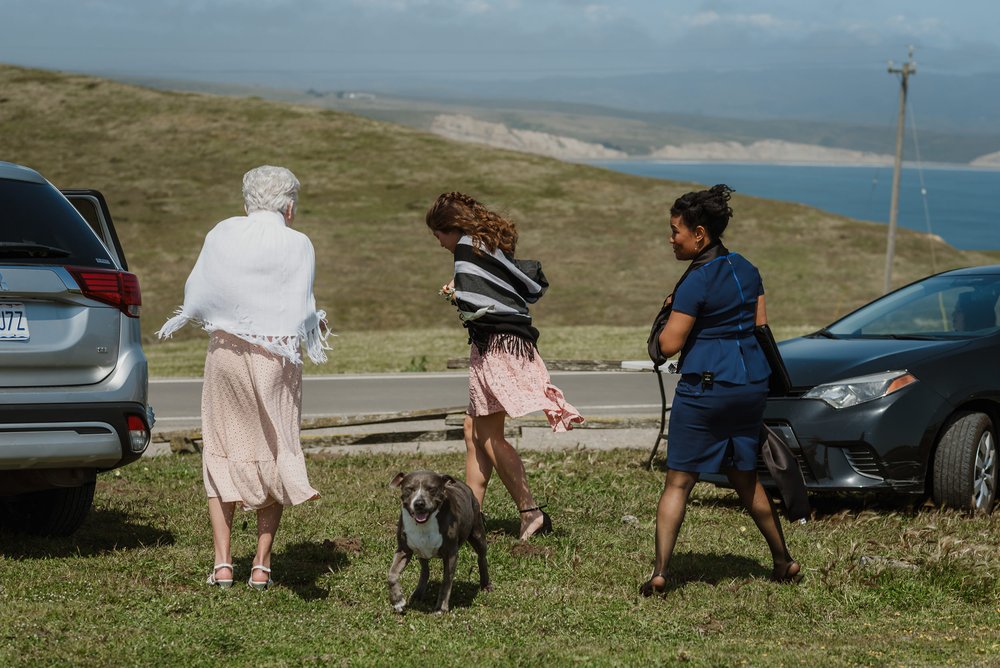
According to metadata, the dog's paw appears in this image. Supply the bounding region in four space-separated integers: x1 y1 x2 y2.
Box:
481 582 494 593
392 601 406 614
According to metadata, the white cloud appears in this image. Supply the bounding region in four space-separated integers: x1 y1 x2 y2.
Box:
581 4 616 22
684 10 799 32
466 0 493 13
687 10 721 27
348 0 498 12
1 0 998 83
886 14 944 38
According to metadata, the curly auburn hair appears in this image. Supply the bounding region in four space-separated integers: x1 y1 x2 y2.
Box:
670 184 735 240
425 191 518 254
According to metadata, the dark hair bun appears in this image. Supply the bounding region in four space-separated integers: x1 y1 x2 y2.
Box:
669 183 735 239
709 184 734 201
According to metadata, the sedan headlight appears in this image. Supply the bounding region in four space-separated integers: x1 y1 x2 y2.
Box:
803 370 917 409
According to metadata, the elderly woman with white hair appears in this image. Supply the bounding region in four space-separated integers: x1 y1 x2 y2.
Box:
157 165 330 591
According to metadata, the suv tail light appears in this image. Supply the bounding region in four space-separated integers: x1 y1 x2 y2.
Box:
66 266 142 317
126 414 150 453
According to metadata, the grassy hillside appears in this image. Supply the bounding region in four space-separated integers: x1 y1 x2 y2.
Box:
2 64 995 345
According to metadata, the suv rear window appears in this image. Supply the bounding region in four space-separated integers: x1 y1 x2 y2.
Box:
0 178 115 268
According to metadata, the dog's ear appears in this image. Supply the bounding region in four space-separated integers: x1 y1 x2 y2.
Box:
389 472 406 488
441 474 457 486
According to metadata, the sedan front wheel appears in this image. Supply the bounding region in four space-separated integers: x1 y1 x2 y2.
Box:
933 411 997 513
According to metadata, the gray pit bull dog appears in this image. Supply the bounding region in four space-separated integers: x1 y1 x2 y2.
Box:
387 470 491 613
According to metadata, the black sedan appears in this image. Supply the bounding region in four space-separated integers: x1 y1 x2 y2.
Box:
706 264 999 512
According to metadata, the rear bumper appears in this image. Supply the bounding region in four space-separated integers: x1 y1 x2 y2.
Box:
0 402 150 471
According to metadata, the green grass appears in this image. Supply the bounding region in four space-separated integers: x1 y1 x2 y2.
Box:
148 325 820 376
2 63 997 352
1 450 997 666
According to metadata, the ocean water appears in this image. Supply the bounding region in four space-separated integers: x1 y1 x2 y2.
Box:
591 161 1000 251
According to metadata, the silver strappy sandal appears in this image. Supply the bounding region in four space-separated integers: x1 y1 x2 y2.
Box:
206 563 234 589
248 564 273 591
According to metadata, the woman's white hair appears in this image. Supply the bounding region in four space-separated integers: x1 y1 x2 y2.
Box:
242 165 300 214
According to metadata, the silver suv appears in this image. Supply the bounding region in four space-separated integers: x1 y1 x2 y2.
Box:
0 161 152 536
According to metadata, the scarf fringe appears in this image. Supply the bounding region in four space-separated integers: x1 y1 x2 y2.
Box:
303 309 334 365
154 307 333 366
155 308 190 340
483 332 536 361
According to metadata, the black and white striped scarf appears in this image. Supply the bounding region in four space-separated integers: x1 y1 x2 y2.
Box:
453 236 549 359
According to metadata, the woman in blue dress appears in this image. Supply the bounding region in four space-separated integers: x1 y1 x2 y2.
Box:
641 184 800 596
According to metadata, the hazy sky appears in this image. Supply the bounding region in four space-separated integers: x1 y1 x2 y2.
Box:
1 0 997 89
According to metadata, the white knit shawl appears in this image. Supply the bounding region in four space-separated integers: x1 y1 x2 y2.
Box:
155 210 331 365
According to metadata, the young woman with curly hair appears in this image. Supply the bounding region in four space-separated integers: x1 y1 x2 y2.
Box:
426 191 583 540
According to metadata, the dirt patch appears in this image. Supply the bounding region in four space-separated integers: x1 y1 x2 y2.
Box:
510 543 552 559
324 537 362 555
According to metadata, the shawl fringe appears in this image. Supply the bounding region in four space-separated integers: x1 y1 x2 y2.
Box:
476 332 537 361
155 308 190 340
303 309 334 365
155 308 333 366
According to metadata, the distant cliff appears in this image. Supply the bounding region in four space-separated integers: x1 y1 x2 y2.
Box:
430 114 900 164
970 151 1000 167
429 114 627 160
648 140 894 164
429 114 1000 168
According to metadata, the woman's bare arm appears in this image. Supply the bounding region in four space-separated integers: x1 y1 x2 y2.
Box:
756 294 768 326
658 311 697 358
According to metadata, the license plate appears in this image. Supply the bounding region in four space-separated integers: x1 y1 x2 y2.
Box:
0 302 30 340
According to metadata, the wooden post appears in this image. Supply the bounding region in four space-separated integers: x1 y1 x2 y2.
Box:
884 48 916 294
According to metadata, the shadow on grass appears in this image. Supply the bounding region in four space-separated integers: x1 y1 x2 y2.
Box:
806 493 926 519
692 483 926 520
484 514 521 538
268 538 355 601
0 508 174 559
662 552 771 586
403 579 486 613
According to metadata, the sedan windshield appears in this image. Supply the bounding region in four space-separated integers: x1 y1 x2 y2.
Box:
824 273 1000 339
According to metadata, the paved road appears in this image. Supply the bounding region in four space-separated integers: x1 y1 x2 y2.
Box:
150 370 679 432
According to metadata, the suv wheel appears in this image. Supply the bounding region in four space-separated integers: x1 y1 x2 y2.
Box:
932 411 997 512
0 481 96 536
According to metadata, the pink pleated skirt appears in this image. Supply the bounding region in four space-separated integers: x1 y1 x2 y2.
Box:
467 345 584 432
201 331 320 510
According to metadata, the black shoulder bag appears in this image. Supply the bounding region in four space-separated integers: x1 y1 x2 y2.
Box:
753 323 811 521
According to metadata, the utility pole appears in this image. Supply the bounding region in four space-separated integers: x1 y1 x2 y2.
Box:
883 47 916 294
